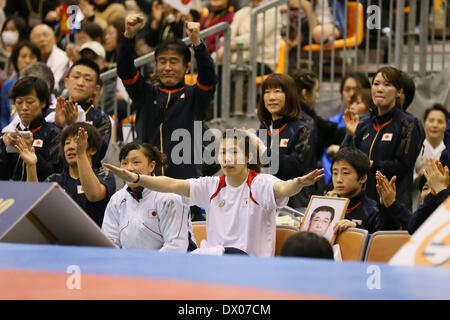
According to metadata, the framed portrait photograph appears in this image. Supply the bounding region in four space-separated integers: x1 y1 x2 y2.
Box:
299 196 350 243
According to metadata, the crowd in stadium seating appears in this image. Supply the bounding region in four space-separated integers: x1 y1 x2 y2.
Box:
0 0 448 259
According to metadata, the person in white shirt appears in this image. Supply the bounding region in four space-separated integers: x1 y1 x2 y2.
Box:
414 104 449 180
413 104 449 211
102 142 196 252
104 130 324 256
30 24 71 93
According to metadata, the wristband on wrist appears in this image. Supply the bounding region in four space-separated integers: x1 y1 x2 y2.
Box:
133 173 140 184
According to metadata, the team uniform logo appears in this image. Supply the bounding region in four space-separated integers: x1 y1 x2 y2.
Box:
280 139 289 147
382 133 393 141
32 139 43 148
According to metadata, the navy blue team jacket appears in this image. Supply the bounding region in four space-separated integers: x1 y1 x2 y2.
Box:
0 115 63 181
342 107 424 210
46 167 117 227
259 116 317 208
117 37 218 179
344 190 413 233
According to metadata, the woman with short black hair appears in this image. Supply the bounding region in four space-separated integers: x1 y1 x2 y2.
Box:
0 76 63 181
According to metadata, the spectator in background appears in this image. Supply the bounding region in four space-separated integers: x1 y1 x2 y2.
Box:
1 41 40 130
342 66 424 210
0 8 10 76
66 21 104 63
2 16 28 50
323 88 374 185
413 105 449 203
281 0 312 50
79 40 129 130
280 231 334 260
333 73 372 122
200 0 235 53
0 77 63 181
143 1 199 50
4 0 58 29
103 18 125 71
30 24 71 93
309 0 345 44
78 0 127 30
290 68 346 169
215 0 282 75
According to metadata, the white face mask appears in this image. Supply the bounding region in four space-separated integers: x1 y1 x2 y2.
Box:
2 31 19 46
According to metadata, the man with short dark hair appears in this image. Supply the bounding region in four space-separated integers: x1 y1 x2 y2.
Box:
117 14 218 179
62 58 112 161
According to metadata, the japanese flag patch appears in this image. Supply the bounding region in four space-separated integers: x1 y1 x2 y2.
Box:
280 139 289 147
381 133 393 141
32 139 43 148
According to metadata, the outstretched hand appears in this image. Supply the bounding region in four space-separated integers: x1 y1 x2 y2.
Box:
295 168 325 187
103 163 138 183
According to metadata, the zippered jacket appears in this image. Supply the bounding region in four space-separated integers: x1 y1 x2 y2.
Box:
117 37 218 179
342 107 424 210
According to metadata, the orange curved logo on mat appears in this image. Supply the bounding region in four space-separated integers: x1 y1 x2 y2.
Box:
181 0 191 5
414 221 450 267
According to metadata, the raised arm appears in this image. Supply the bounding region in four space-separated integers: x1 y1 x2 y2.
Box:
103 163 191 198
118 14 156 109
75 128 108 202
273 168 324 199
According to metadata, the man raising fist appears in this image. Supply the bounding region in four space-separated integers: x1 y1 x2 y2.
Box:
118 14 217 180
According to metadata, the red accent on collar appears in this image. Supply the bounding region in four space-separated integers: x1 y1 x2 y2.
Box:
373 119 392 131
247 170 259 205
158 87 185 94
122 71 140 85
209 170 260 205
268 123 288 136
346 202 361 215
30 126 42 134
210 174 226 201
